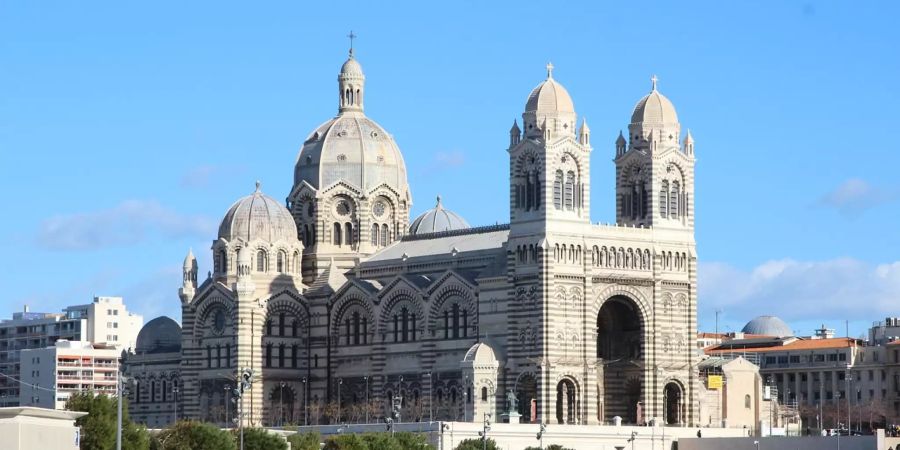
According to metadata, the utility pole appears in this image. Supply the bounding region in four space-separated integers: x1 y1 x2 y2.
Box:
224 384 231 426
117 350 127 450
479 413 491 450
364 376 369 424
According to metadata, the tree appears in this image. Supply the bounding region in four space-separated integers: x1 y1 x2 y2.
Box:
235 427 286 450
286 431 322 450
66 391 150 450
152 420 236 450
361 432 402 450
323 434 367 450
392 432 434 450
525 446 574 450
455 438 499 450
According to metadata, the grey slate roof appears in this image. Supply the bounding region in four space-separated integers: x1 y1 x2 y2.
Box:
364 224 510 265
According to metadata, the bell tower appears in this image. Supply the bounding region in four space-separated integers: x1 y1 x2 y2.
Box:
615 76 695 229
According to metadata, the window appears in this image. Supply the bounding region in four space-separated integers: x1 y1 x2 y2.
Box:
371 224 379 246
344 222 353 246
277 252 285 273
670 181 680 219
789 355 800 364
553 170 563 209
382 224 389 246
839 353 847 361
256 250 267 272
564 171 575 210
278 344 285 368
828 354 838 362
481 387 488 402
333 222 342 246
660 181 669 218
744 394 751 409
265 343 272 368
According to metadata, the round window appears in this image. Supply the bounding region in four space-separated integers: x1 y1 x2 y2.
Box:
213 310 226 334
335 200 351 217
373 201 386 218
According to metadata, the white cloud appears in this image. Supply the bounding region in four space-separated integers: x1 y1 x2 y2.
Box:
819 178 896 216
180 164 247 189
423 150 466 173
699 258 900 329
37 200 215 250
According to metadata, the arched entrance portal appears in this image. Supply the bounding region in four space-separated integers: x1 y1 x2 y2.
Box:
515 373 537 423
555 379 578 424
664 382 683 425
597 295 643 424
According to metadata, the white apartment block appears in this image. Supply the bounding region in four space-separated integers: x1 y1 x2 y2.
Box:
63 296 143 351
19 340 120 410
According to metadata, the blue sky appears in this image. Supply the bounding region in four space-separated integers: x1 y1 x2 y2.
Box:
1 1 898 338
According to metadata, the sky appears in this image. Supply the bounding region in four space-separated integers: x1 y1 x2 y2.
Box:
1 1 898 339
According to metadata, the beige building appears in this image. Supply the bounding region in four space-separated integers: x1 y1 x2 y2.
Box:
130 48 702 428
19 340 119 410
63 296 143 350
0 407 87 450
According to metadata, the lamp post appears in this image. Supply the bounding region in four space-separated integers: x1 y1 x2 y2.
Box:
302 377 308 426
337 378 343 424
464 376 469 422
478 413 491 450
224 385 231 426
425 371 433 422
364 376 369 424
173 385 180 422
846 367 852 435
280 382 286 427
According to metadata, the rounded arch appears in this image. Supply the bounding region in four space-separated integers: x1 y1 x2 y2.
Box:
554 375 581 425
663 379 686 425
193 295 236 339
330 295 376 337
590 286 651 328
427 284 477 333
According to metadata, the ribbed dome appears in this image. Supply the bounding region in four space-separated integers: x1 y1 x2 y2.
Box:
218 182 299 243
525 74 575 114
742 315 793 337
135 316 181 354
409 196 470 235
295 115 407 192
340 56 363 76
631 79 678 124
463 341 497 365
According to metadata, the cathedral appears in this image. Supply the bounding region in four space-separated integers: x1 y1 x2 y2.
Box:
124 47 699 429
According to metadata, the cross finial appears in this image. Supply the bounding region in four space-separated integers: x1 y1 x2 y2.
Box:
347 30 357 57
546 62 554 79
255 180 261 192
651 74 658 91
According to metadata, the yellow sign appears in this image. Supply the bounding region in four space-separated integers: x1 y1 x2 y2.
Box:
707 375 723 390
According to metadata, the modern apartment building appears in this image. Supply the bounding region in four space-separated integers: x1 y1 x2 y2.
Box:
0 297 142 407
19 340 119 409
63 296 143 350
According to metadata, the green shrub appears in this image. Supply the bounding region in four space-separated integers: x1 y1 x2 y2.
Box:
235 427 287 450
66 391 150 450
524 445 574 450
392 432 434 450
323 433 368 450
152 420 236 450
287 431 322 450
455 438 499 450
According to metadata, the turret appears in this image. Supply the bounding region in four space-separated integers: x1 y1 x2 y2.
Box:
509 120 521 147
178 248 197 303
683 130 694 156
578 118 590 146
615 130 627 156
234 247 256 297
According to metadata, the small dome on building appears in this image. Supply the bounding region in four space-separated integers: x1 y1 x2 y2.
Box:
463 341 497 365
525 63 575 115
218 182 299 244
409 196 470 235
135 316 181 354
340 55 363 76
742 315 793 337
631 76 679 125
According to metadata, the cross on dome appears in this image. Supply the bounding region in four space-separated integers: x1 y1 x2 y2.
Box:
347 30 357 57
546 62 554 79
255 180 261 192
651 74 658 91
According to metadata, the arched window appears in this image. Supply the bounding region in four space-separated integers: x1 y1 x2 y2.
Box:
220 250 227 273
292 320 298 338
744 394 751 409
670 181 680 219
256 250 267 272
352 312 361 345
265 343 272 368
277 252 285 273
291 344 298 368
344 222 353 247
371 224 379 246
564 171 575 210
481 386 488 401
533 171 541 209
660 181 669 218
333 222 342 246
265 319 273 336
525 170 534 210
278 313 285 336
382 224 390 246
293 252 300 273
553 170 563 210
278 343 285 368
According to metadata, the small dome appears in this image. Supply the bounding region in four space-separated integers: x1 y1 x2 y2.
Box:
409 196 470 235
340 56 363 76
742 315 793 337
218 182 299 243
135 316 181 354
631 77 678 125
525 64 575 114
463 341 497 365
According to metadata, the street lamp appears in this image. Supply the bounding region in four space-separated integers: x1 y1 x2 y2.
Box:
364 376 370 424
280 382 286 427
753 440 760 450
846 367 852 435
425 371 433 422
224 384 231 426
337 378 343 424
478 413 491 450
173 385 180 422
302 377 308 426
627 431 637 450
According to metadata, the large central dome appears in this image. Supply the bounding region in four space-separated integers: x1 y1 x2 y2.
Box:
294 52 408 194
